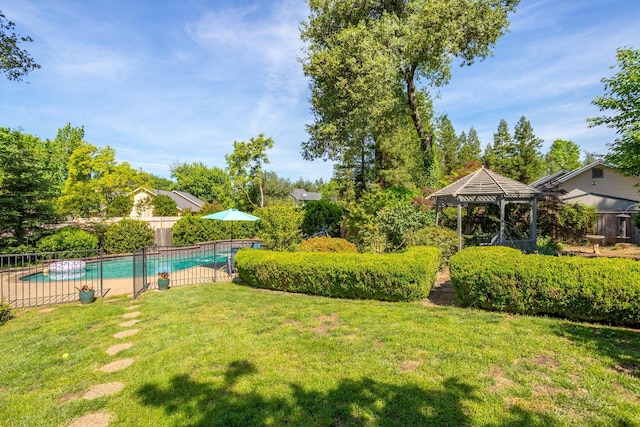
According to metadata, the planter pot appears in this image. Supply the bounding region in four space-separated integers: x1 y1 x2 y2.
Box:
79 289 95 305
158 278 170 290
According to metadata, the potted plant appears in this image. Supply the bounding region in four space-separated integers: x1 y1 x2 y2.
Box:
76 284 95 304
158 271 170 290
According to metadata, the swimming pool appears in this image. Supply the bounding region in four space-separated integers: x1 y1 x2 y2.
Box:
20 252 229 282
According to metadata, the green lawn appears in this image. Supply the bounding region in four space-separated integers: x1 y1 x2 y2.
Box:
1 282 639 426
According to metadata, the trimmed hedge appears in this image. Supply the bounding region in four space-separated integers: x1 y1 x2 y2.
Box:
450 246 640 325
235 246 441 302
296 237 358 253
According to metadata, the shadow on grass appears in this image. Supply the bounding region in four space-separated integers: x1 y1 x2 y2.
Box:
137 360 559 426
551 322 640 379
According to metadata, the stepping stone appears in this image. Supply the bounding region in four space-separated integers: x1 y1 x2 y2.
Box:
122 311 141 319
82 382 124 399
126 304 141 310
99 358 135 373
119 319 140 327
113 329 139 339
68 412 111 427
106 343 133 356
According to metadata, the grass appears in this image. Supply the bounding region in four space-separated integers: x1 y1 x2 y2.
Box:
1 282 640 426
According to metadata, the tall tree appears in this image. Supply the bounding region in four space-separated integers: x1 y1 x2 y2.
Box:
545 139 582 174
302 0 519 179
0 128 57 249
588 48 640 176
483 119 513 174
435 115 460 176
0 10 40 81
226 134 274 208
512 116 544 183
44 124 86 194
459 127 483 165
170 162 231 205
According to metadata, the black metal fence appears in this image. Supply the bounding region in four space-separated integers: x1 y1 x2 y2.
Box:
0 249 104 308
133 239 259 298
0 239 261 308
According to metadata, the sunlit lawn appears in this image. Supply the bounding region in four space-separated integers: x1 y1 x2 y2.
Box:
1 282 639 426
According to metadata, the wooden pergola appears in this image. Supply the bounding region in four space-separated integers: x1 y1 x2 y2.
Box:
429 167 540 251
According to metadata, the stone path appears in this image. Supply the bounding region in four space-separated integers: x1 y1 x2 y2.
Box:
66 300 144 426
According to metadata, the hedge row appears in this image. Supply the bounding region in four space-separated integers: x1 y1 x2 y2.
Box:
449 246 640 325
235 246 441 302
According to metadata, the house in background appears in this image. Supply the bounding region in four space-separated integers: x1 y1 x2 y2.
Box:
130 188 205 218
290 188 322 206
531 159 640 244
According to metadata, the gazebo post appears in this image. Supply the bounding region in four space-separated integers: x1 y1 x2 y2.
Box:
499 198 506 245
435 198 441 226
530 197 538 248
457 203 463 251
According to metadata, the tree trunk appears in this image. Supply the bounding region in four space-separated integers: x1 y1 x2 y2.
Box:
405 66 432 153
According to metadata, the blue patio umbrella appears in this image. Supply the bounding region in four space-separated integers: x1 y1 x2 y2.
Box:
202 208 260 244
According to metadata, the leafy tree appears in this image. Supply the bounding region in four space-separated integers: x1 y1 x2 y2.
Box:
545 139 582 174
588 48 640 176
152 194 178 216
301 200 344 237
0 10 40 81
254 202 304 251
170 162 231 205
302 0 519 180
143 173 175 191
44 124 85 194
226 134 274 208
583 151 605 165
106 194 133 217
0 128 57 249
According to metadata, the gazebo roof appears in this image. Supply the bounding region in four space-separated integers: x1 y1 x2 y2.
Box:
429 167 539 203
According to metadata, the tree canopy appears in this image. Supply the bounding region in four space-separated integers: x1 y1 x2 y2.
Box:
301 0 519 191
589 47 640 176
0 10 40 81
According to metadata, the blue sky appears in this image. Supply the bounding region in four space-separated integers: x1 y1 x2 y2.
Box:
1 0 639 182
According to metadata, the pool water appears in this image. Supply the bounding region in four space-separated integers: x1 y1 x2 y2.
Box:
20 252 229 282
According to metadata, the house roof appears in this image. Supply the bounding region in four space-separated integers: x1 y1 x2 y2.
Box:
131 187 205 212
429 167 539 203
531 160 606 191
290 188 322 202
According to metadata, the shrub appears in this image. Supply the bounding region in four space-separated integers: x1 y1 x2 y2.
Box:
103 219 155 254
297 237 357 253
254 203 304 251
236 246 441 302
106 194 133 217
405 226 459 265
171 214 258 245
301 200 344 237
36 227 99 254
0 302 13 325
152 194 178 216
450 246 640 325
536 236 563 256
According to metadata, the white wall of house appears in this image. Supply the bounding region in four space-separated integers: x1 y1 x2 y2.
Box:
557 165 640 209
131 191 154 218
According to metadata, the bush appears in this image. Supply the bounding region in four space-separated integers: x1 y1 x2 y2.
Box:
106 195 133 217
152 194 178 216
450 246 640 325
405 226 459 265
254 203 304 252
296 237 357 253
0 302 13 325
236 246 441 302
171 214 258 245
301 200 344 237
536 236 563 256
103 219 155 254
36 227 99 254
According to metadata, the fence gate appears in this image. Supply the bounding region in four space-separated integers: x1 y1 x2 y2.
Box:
132 247 148 298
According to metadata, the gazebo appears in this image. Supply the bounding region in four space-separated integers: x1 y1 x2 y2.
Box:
429 167 540 251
